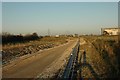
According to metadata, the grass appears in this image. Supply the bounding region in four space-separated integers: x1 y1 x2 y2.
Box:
83 35 119 78
2 36 68 50
76 35 120 78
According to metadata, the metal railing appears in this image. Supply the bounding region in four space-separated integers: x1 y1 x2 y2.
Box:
62 39 80 79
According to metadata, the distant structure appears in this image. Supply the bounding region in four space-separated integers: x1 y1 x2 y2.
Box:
73 34 79 37
55 35 59 37
101 28 120 35
48 29 51 36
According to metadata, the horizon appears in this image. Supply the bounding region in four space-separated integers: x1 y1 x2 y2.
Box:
2 2 118 36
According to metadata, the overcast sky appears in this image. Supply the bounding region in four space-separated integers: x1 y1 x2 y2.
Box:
2 2 118 35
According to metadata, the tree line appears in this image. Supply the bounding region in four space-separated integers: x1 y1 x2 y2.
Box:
2 32 42 44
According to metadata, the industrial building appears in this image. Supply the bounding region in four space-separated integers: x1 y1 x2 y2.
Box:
101 28 120 35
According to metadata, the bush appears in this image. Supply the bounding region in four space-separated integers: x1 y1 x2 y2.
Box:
2 32 40 44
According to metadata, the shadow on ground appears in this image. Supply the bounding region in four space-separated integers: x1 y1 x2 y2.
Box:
78 51 100 79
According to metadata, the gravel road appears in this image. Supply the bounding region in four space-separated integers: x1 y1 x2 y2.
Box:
3 39 77 78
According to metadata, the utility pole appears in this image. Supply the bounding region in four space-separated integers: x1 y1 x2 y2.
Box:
48 29 50 36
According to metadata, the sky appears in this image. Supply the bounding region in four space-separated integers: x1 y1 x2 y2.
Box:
2 2 118 35
1 0 120 2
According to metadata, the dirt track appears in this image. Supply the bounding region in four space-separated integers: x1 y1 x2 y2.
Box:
3 39 77 78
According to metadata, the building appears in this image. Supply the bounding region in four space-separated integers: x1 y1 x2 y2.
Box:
101 28 120 35
55 35 59 37
73 34 79 37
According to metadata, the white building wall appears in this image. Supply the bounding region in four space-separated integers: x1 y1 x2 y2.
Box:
104 29 118 35
102 28 119 35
